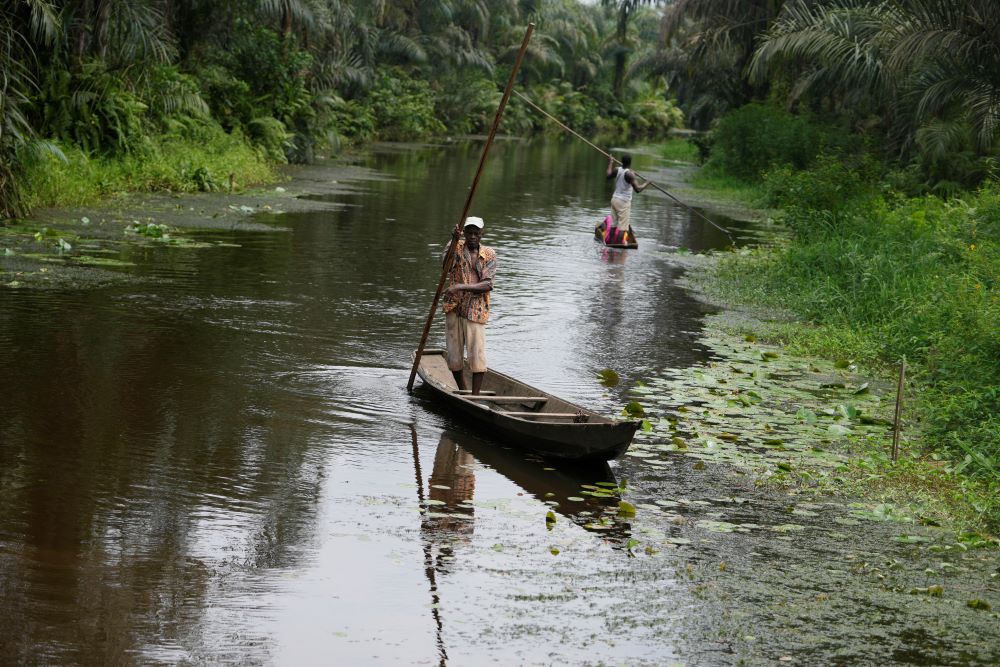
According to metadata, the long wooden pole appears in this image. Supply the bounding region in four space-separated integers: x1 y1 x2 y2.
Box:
891 357 906 462
512 89 736 246
407 23 535 392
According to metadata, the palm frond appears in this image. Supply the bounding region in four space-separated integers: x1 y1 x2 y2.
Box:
23 0 60 45
106 0 175 66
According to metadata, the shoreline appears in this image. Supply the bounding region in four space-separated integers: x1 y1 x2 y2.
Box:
655 155 996 538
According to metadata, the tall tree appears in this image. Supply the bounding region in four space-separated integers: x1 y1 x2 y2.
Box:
660 0 787 122
601 0 659 97
1 0 59 218
751 0 1000 159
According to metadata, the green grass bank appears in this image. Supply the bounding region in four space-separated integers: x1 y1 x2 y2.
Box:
20 126 277 212
660 133 1000 532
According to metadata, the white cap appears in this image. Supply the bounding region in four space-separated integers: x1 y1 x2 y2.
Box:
464 216 485 229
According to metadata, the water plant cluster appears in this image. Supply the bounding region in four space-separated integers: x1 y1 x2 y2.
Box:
678 116 999 527
625 332 892 486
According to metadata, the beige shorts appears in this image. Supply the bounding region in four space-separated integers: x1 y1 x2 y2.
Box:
610 196 631 231
445 311 487 373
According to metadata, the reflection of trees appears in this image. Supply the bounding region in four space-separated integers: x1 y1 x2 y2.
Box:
0 290 330 664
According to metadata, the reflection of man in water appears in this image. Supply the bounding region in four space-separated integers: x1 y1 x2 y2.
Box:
442 216 496 396
426 433 476 538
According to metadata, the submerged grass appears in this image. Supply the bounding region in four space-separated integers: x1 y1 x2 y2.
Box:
624 320 998 538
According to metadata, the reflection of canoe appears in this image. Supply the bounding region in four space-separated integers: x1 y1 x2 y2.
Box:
413 350 638 461
436 428 631 541
594 219 639 249
439 428 619 508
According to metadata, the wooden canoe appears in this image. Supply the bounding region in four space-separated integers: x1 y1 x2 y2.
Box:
413 349 639 461
594 220 639 249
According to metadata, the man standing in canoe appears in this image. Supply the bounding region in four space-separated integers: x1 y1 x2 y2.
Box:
606 153 649 237
442 216 496 395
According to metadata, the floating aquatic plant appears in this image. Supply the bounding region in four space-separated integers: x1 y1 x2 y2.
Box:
597 368 620 387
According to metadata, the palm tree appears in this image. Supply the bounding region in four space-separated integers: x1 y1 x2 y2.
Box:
601 0 661 98
531 0 603 88
660 0 787 120
1 0 59 219
751 0 1000 159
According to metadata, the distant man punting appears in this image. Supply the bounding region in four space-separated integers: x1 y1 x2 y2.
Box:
606 153 649 235
442 216 496 396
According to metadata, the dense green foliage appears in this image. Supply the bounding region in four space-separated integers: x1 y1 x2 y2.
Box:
705 129 999 522
20 125 275 210
1 0 684 218
656 0 999 191
704 103 857 181
5 1 992 216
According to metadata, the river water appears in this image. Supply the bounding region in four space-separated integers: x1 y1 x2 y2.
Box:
2 140 996 666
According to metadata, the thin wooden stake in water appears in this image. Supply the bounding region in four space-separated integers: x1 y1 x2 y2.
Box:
891 358 906 462
407 23 535 392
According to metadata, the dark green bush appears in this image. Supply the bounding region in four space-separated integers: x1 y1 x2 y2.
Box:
329 99 375 143
195 65 255 131
763 155 879 237
363 68 446 141
432 73 499 135
34 62 149 156
707 103 854 181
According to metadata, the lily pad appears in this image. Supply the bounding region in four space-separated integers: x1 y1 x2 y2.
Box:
623 401 645 418
696 520 738 533
597 368 620 387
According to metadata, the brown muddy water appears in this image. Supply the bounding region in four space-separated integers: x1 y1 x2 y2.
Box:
1 140 997 666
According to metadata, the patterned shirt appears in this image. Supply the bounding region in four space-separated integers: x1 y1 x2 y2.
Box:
442 239 497 324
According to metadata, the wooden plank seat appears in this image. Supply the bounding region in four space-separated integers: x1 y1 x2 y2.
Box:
502 412 589 421
464 396 548 404
453 389 497 395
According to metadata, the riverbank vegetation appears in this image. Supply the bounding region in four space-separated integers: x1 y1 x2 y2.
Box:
656 0 998 526
2 0 684 219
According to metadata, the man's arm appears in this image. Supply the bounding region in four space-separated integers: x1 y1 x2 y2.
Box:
445 253 495 295
606 156 616 179
441 224 462 265
625 170 650 193
445 279 492 296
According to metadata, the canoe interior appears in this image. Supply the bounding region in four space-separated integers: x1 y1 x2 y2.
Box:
417 350 611 422
414 350 638 461
594 220 639 249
